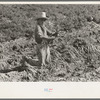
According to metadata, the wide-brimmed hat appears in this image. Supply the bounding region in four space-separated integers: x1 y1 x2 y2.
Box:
36 12 48 20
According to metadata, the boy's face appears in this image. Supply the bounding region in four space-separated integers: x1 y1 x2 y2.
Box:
37 18 46 25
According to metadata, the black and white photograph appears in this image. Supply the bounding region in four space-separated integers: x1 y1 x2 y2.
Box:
0 3 100 82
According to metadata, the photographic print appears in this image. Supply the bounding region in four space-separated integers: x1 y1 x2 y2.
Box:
0 2 100 82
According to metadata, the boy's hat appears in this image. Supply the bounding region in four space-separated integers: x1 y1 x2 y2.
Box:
36 12 48 20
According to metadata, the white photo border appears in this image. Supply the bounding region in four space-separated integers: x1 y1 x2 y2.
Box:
0 1 100 99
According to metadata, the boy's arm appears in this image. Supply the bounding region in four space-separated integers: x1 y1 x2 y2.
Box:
37 26 55 40
45 27 58 37
37 26 47 39
45 27 53 36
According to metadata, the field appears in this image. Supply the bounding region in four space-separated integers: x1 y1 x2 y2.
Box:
0 4 100 81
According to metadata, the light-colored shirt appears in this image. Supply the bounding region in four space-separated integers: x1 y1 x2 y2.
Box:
35 25 52 44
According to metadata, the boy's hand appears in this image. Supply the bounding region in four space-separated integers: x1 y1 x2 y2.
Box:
52 32 58 37
48 36 55 40
40 36 47 39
